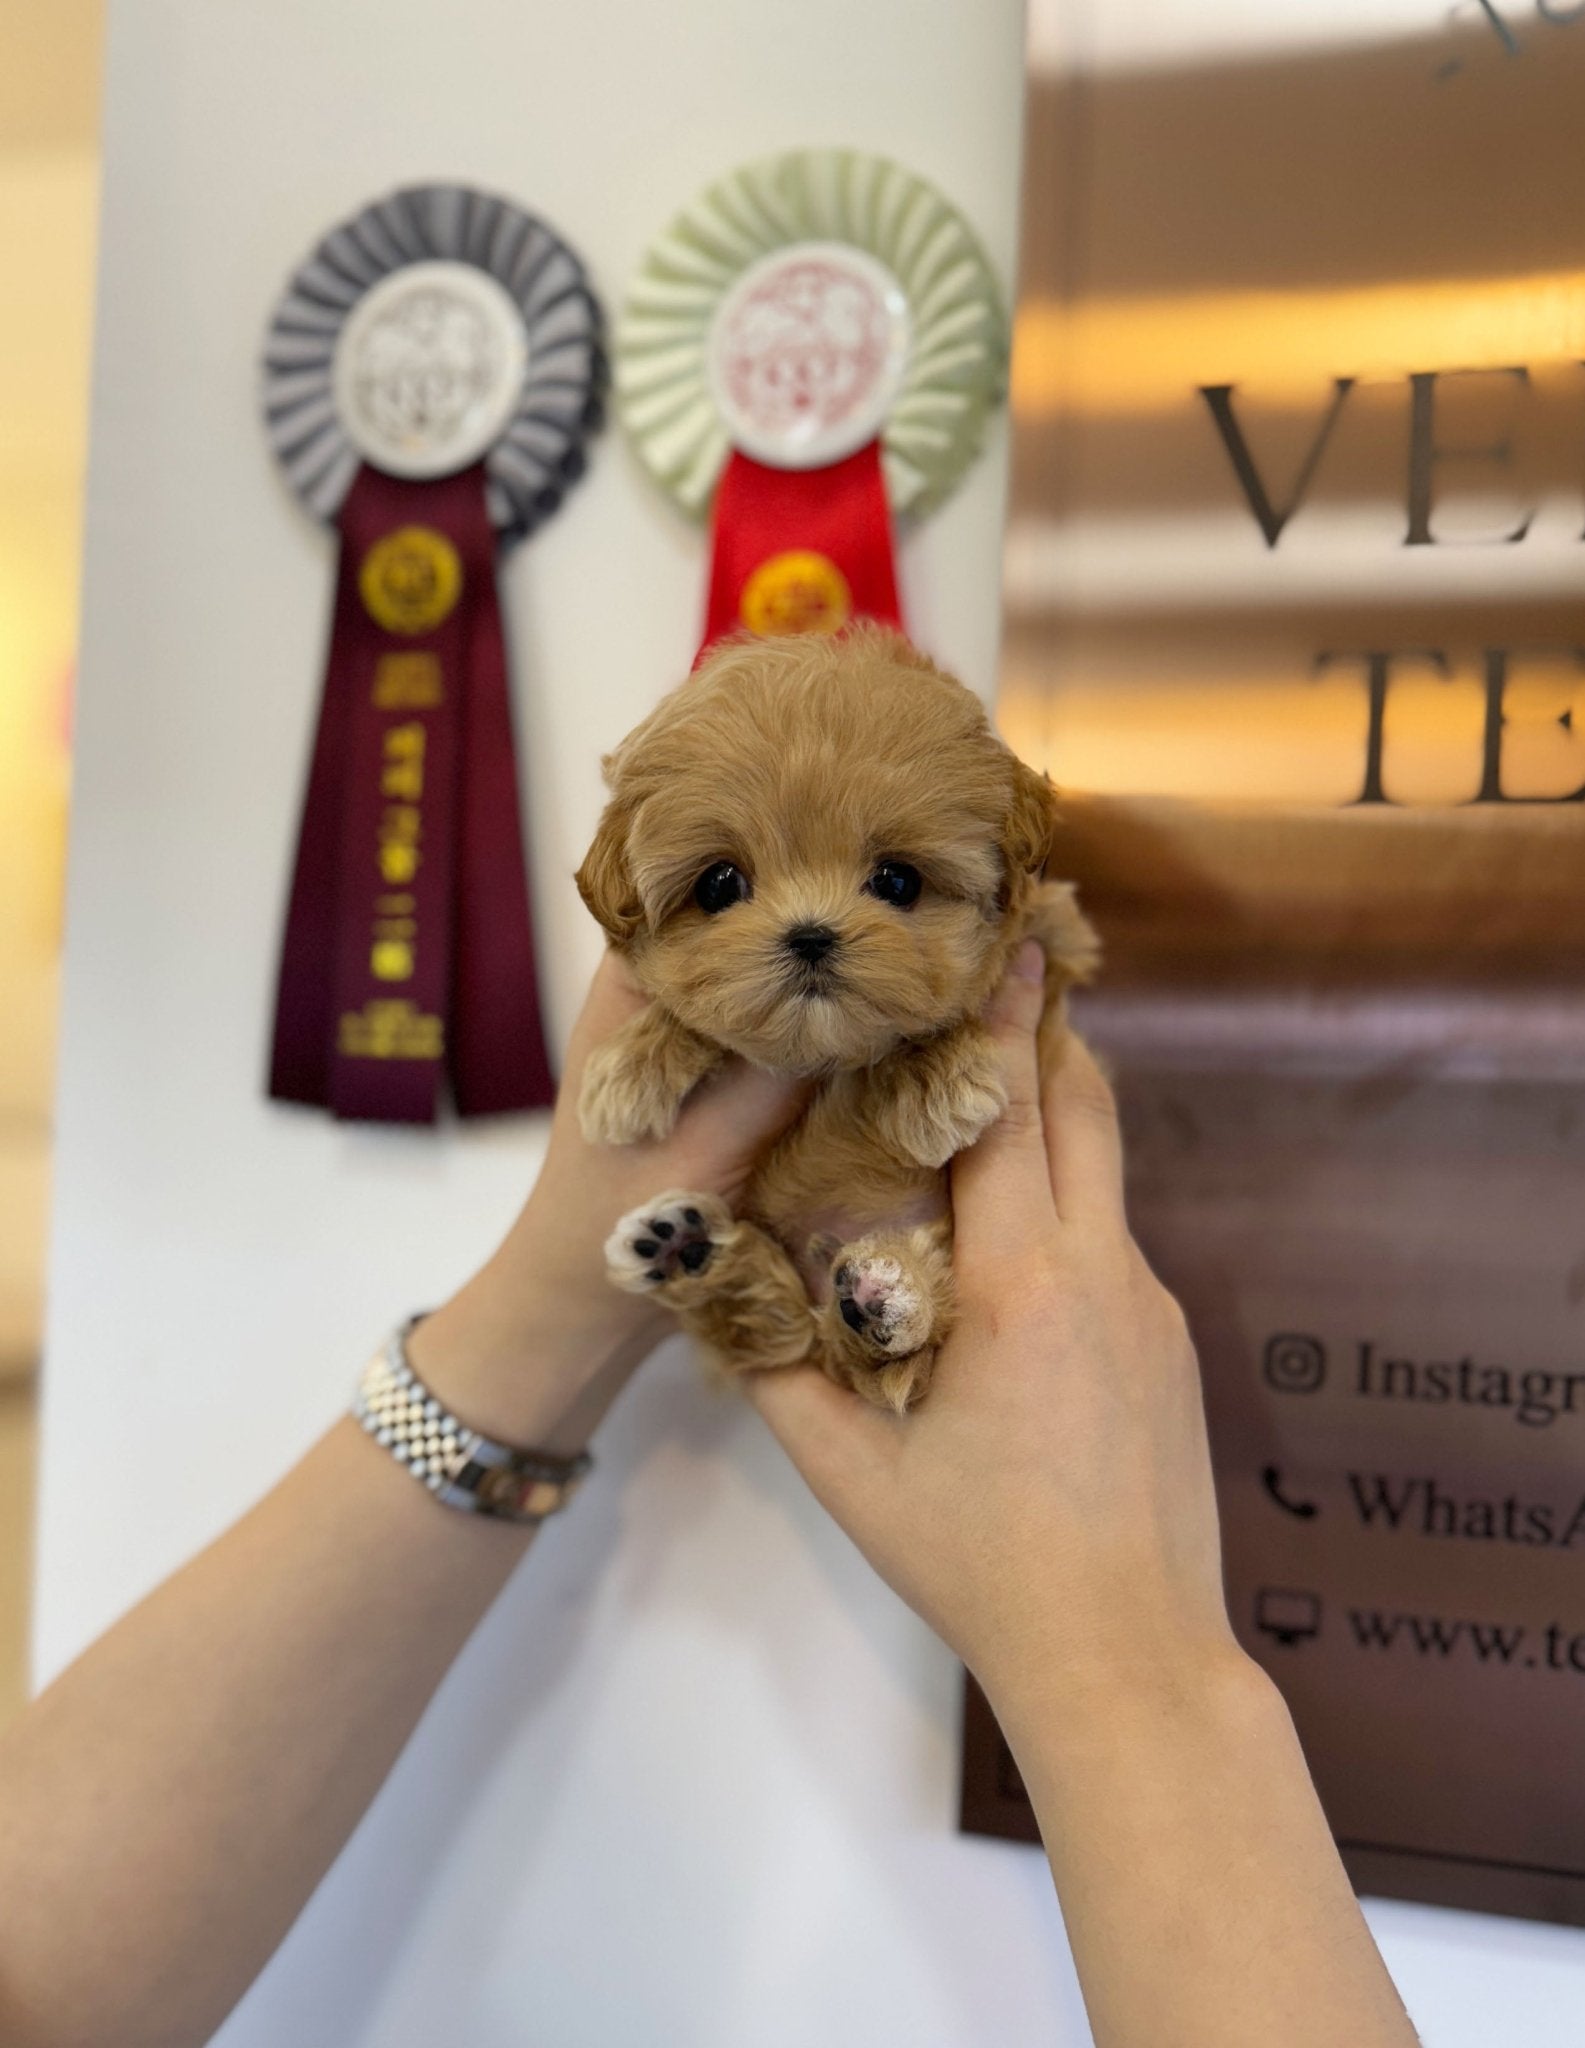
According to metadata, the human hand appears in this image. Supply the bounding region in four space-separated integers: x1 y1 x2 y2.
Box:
749 942 1243 1729
410 953 806 1452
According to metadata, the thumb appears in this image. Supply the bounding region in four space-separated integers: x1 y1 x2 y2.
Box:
951 940 1056 1265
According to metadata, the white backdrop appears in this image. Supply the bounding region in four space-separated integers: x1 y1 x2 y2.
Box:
36 2 1585 2043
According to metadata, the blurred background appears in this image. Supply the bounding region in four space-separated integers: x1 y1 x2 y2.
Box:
0 0 100 1722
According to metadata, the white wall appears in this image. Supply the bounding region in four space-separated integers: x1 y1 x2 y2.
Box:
38 2 1078 2044
37 3 1585 2044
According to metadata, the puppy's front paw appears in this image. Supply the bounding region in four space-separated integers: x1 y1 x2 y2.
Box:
604 1191 733 1295
579 1041 685 1146
579 1009 723 1146
881 1035 1007 1169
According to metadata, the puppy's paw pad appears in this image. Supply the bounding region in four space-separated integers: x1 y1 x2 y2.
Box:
605 1192 731 1293
832 1253 934 1357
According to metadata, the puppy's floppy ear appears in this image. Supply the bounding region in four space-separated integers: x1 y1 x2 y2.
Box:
576 788 643 946
1001 756 1060 885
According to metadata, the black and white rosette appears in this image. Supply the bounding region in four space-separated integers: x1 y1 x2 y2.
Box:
262 182 605 544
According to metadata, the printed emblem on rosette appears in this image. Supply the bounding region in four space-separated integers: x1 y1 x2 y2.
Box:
616 150 1008 520
262 183 605 543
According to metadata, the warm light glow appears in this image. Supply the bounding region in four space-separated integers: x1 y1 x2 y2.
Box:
1003 669 1470 806
1011 270 1585 418
1026 0 1432 76
998 645 1585 807
0 133 97 1390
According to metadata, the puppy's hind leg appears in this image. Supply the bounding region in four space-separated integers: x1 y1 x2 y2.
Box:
819 1221 956 1414
606 1192 815 1374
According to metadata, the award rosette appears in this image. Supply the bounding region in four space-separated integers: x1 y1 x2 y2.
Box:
615 150 1007 657
262 184 603 1124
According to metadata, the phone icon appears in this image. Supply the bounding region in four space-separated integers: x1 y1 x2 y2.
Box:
1262 1466 1319 1520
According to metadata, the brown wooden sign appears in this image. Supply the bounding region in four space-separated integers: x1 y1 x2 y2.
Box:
959 1015 1585 1929
971 0 1585 1931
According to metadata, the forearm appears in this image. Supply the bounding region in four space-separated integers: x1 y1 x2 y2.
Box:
0 951 802 2048
993 1649 1418 2048
0 1314 634 2048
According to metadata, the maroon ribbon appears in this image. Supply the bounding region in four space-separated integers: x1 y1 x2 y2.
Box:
270 462 554 1123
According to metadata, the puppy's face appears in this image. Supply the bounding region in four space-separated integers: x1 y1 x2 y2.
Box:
577 630 1058 1073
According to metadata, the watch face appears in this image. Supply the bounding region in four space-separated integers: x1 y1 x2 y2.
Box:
472 1462 585 1521
707 242 912 470
332 260 530 479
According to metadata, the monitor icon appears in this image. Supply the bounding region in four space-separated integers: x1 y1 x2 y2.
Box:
1255 1588 1323 1648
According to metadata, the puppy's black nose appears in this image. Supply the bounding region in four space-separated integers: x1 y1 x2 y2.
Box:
784 922 839 965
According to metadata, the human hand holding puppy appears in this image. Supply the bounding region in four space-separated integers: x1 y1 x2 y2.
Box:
750 948 1420 2048
750 950 1233 1713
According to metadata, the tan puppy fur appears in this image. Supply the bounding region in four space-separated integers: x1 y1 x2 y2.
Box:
576 626 1099 1411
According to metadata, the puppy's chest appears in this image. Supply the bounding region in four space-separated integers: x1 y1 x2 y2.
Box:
745 1068 947 1295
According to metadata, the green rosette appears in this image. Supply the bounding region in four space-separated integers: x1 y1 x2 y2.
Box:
616 149 1009 522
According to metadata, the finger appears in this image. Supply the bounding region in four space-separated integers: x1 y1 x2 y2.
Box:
746 1365 898 1516
1044 1031 1127 1228
951 940 1058 1264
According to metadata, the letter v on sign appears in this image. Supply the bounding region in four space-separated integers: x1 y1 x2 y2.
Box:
1199 377 1356 549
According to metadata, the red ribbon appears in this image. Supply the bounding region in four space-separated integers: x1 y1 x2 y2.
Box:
699 439 903 661
270 463 554 1124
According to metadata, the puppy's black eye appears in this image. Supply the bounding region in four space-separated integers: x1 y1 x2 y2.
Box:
694 861 750 914
867 860 923 909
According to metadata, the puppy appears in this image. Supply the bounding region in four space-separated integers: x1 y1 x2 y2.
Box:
576 626 1098 1411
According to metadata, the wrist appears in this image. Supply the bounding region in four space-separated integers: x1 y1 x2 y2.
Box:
983 1626 1270 1769
404 1275 658 1456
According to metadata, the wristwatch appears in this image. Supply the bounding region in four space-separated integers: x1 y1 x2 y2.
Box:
353 1317 593 1524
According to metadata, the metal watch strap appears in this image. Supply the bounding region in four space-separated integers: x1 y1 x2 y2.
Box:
353 1318 593 1524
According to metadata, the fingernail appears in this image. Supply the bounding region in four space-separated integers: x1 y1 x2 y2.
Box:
1013 939 1045 983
